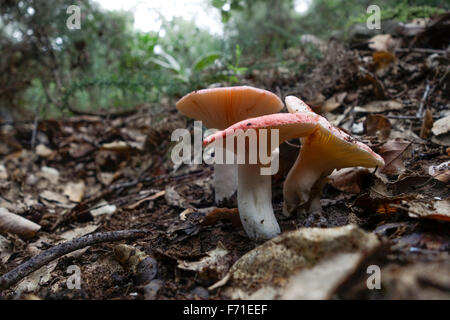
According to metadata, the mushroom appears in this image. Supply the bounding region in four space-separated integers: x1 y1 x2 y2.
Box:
203 113 320 239
282 95 385 216
176 86 283 205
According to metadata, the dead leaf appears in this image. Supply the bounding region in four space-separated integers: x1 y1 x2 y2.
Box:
0 164 7 180
356 100 402 113
64 181 86 203
420 109 434 139
201 207 241 227
328 168 371 194
39 166 60 184
359 68 387 99
35 144 54 158
372 51 396 76
69 142 95 158
0 234 13 264
428 161 450 183
212 225 381 299
364 114 391 140
379 139 412 175
40 190 68 205
177 242 232 281
98 172 120 186
322 92 347 113
432 115 450 136
59 224 99 241
281 252 364 299
90 202 116 217
0 207 41 239
164 186 190 208
402 199 450 222
14 261 57 293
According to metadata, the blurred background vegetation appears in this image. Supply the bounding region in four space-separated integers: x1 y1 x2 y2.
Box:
0 0 448 119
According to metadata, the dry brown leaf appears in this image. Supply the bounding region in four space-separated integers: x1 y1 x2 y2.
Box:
0 164 7 180
372 51 396 76
0 207 41 239
357 100 402 113
164 186 190 208
39 166 60 184
177 242 232 281
14 261 57 293
364 114 391 140
402 199 450 222
322 92 347 113
64 181 86 203
328 168 371 194
360 68 387 99
35 144 54 158
0 234 13 264
201 207 241 227
40 190 68 204
379 139 412 175
428 161 450 183
420 109 434 139
69 142 95 158
432 115 450 136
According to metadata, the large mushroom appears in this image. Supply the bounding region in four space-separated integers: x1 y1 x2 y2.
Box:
203 113 320 239
176 86 283 205
282 95 385 216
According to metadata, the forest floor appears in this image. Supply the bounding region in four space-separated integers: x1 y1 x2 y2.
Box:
0 16 449 299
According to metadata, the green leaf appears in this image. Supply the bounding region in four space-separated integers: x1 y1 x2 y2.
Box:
193 52 221 71
147 50 181 73
221 10 231 23
211 0 226 9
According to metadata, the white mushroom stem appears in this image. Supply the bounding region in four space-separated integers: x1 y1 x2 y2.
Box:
213 163 238 204
283 143 332 217
237 163 280 240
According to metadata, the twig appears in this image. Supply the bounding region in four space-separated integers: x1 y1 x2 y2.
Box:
416 82 431 118
382 141 413 172
0 229 150 291
385 115 441 120
396 48 447 55
30 110 40 151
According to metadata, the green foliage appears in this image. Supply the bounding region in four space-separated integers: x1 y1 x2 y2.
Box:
226 44 248 83
2 0 448 119
346 2 447 28
148 49 221 84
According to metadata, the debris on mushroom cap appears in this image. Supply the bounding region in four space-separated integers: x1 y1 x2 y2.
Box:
176 86 283 130
202 113 320 148
284 96 385 168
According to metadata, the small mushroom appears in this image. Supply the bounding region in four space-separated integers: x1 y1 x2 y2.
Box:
176 86 283 205
204 113 320 239
283 96 385 216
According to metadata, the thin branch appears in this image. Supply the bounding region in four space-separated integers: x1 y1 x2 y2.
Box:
396 48 447 55
416 82 431 118
0 229 151 291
